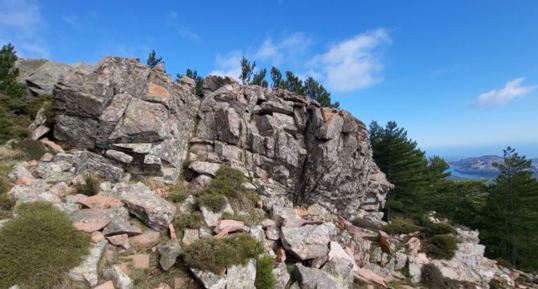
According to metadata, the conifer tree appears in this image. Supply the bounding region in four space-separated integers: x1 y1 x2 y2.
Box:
239 56 255 85
303 76 339 108
251 68 268 87
479 147 538 269
146 49 163 68
369 120 429 220
0 43 25 99
270 67 284 88
176 69 204 96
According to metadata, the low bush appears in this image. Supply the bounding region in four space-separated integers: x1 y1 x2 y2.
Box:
422 234 460 260
204 165 246 200
496 257 515 269
421 263 459 289
167 183 190 203
382 216 422 235
75 174 102 196
196 193 226 212
0 201 91 289
255 255 276 289
181 234 261 274
174 211 205 232
422 222 457 237
11 138 47 161
0 145 24 163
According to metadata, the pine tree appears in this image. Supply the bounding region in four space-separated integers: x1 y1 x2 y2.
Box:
239 56 255 85
479 147 538 269
0 43 25 99
369 120 429 220
284 71 305 95
270 67 284 88
251 68 268 87
303 76 339 108
146 49 163 68
176 69 204 96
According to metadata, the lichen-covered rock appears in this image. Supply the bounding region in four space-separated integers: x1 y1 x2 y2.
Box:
103 266 133 289
120 182 176 230
280 223 335 260
69 240 107 286
291 264 346 289
225 259 256 289
157 242 182 271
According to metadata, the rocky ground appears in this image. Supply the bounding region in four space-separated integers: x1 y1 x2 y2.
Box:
1 55 537 288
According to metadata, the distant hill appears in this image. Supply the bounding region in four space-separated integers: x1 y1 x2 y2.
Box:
448 155 538 178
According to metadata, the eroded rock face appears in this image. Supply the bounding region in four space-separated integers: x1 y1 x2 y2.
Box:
48 55 392 220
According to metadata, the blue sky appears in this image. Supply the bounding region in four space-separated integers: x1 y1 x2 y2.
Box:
1 0 537 158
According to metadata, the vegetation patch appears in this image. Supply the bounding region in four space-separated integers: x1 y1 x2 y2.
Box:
196 193 226 212
0 201 91 289
181 234 262 274
11 138 47 161
422 234 460 260
75 174 103 196
381 216 422 235
174 211 205 233
420 263 460 289
167 182 190 203
422 222 457 237
255 255 276 289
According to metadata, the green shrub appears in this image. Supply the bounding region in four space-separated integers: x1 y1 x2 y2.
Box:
0 201 91 289
204 165 246 199
181 234 261 274
75 174 102 196
221 212 247 223
382 216 422 235
255 255 275 289
11 138 47 161
422 234 460 260
496 257 515 269
421 263 459 289
196 193 226 212
174 211 205 232
167 184 190 203
422 222 457 237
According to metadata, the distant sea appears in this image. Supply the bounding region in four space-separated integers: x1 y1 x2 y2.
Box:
444 165 494 180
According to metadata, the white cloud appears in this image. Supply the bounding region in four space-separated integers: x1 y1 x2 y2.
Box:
61 15 81 31
310 29 391 92
0 0 49 58
254 33 312 65
208 50 243 81
472 77 537 109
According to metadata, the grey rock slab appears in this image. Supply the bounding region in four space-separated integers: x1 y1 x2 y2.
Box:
120 182 176 230
182 228 200 245
280 223 334 260
321 256 354 288
69 240 108 286
188 161 222 177
291 264 346 289
102 216 142 236
105 149 133 164
225 259 256 289
272 262 291 289
191 268 227 289
103 266 133 289
157 242 182 271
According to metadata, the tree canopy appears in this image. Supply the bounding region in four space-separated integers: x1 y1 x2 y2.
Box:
146 49 163 68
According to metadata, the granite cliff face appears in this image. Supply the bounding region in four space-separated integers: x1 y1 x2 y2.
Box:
38 56 392 221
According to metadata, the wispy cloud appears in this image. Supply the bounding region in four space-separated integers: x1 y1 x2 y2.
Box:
472 77 537 109
309 29 391 92
432 64 459 77
61 15 82 31
254 33 312 66
167 11 199 40
0 0 49 57
208 50 243 79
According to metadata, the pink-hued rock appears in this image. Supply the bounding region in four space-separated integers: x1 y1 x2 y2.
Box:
94 281 115 289
377 231 392 254
91 231 105 243
152 188 169 198
169 223 177 240
214 219 244 234
31 124 50 140
49 182 69 196
116 263 131 275
130 230 161 248
78 195 123 210
107 234 130 249
125 254 150 269
71 209 113 233
41 138 65 154
261 219 277 228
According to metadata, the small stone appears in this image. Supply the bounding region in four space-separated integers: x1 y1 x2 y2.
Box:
173 277 186 289
78 195 123 210
107 234 130 249
94 281 115 289
157 242 182 271
214 219 244 234
71 209 113 233
377 230 392 254
91 231 105 243
125 254 150 269
40 152 54 162
130 230 160 248
103 266 133 289
102 216 142 236
182 229 199 246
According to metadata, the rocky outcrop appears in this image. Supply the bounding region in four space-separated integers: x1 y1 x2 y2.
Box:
15 58 93 97
45 55 392 221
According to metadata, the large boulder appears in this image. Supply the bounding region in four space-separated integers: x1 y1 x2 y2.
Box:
42 55 392 221
280 223 336 260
